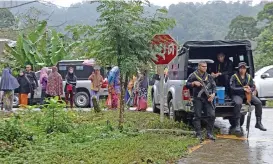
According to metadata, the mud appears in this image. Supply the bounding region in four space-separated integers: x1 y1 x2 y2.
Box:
179 108 273 164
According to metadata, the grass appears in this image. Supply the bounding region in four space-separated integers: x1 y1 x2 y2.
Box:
0 110 198 164
266 100 273 107
148 86 152 107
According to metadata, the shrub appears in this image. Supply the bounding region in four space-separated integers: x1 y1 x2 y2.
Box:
0 114 33 156
41 97 75 134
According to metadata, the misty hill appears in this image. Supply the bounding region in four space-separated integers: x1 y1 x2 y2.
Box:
0 1 266 43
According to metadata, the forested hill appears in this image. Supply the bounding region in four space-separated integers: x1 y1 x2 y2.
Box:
1 1 266 43
167 1 265 43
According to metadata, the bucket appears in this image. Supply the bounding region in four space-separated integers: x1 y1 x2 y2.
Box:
216 87 225 104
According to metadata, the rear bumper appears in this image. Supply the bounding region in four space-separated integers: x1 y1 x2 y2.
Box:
180 104 254 118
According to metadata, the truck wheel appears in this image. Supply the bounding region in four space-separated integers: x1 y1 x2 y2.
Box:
13 94 19 107
152 96 160 113
228 115 245 127
168 99 175 120
74 92 90 108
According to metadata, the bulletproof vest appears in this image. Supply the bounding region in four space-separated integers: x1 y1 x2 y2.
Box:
233 73 251 86
193 71 213 96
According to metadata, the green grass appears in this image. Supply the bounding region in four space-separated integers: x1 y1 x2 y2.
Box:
266 100 273 107
148 86 152 107
0 110 198 164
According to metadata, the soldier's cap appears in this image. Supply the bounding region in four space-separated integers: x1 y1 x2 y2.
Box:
236 62 249 69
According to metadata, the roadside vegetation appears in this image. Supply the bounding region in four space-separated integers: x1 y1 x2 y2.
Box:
0 97 197 164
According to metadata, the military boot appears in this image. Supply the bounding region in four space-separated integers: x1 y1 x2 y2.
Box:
206 119 216 141
234 118 241 133
255 117 267 131
194 120 203 142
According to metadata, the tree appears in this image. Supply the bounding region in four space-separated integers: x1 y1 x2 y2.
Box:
257 2 273 24
225 15 260 40
254 2 273 70
0 9 15 28
65 25 99 59
0 9 17 39
3 21 74 70
254 23 273 70
83 0 175 129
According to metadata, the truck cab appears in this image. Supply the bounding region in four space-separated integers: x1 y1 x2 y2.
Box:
152 40 255 126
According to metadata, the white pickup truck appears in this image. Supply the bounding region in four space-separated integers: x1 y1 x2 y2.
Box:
254 65 273 105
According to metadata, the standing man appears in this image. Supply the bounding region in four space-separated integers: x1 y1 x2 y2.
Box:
186 61 216 141
212 52 233 96
88 66 103 108
230 62 266 133
24 65 38 105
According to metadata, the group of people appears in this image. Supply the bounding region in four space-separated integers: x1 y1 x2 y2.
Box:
187 52 267 141
0 63 148 112
0 65 77 111
125 70 149 111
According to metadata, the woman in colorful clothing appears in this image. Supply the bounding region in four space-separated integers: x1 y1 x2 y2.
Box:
125 76 136 107
40 67 48 105
0 68 20 111
107 66 120 109
64 67 77 109
136 70 148 111
88 66 103 108
46 66 63 99
17 70 31 108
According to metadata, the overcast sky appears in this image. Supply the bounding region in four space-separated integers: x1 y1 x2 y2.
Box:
47 0 267 7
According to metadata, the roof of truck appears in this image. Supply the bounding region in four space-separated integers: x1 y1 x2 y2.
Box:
182 40 252 50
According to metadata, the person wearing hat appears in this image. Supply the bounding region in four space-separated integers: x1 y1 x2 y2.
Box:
88 66 103 108
230 62 266 133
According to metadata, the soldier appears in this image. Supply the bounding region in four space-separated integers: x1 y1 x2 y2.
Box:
230 62 267 133
186 61 216 141
211 52 233 96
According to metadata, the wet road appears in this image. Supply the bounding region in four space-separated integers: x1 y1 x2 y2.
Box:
179 108 273 164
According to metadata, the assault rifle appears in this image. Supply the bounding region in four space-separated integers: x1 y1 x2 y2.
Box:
197 80 215 109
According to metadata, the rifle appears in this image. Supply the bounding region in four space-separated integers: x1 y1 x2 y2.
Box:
197 80 215 109
245 86 252 138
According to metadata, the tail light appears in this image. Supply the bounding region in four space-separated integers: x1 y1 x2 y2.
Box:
182 86 190 100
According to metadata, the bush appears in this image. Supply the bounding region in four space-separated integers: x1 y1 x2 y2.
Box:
41 97 75 134
0 114 33 157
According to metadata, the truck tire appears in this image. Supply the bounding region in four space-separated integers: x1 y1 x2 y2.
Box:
13 94 19 107
168 99 175 120
152 96 160 113
228 115 245 127
74 92 90 108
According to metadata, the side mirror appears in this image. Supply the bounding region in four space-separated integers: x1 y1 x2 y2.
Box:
261 73 269 79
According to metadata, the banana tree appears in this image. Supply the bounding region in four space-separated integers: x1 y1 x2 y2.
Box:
4 20 73 71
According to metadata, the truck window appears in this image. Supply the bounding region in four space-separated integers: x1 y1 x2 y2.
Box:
239 55 244 61
265 68 273 78
168 55 186 80
76 66 84 71
59 66 67 71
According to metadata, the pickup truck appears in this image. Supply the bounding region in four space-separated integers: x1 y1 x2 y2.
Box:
152 40 255 126
254 65 273 105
